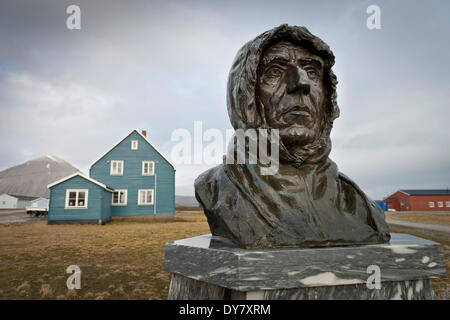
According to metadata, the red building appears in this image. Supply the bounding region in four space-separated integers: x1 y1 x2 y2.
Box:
384 189 450 212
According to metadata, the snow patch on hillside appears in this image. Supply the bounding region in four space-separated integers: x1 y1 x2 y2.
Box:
46 155 56 162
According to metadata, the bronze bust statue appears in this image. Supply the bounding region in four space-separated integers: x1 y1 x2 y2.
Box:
195 25 390 249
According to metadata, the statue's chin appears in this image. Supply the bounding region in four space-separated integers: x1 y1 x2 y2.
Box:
279 126 315 147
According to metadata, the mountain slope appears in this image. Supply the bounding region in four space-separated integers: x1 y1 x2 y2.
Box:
175 195 200 208
0 155 79 198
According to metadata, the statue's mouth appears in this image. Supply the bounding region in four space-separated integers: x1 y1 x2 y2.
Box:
282 105 311 118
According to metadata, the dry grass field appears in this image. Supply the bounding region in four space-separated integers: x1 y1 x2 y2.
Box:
0 211 448 300
0 213 209 300
387 212 450 225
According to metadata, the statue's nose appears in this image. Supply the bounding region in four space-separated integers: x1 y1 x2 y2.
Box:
287 66 310 95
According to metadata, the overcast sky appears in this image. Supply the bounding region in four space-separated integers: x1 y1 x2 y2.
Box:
0 0 449 199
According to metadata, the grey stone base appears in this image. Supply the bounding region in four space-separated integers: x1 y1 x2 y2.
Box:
48 217 111 225
168 273 435 300
164 233 446 300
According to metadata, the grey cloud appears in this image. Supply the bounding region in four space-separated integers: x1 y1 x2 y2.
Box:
0 0 449 199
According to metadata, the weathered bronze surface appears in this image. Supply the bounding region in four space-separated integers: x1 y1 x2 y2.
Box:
195 25 390 249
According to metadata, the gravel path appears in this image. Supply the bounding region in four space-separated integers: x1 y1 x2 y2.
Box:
386 218 450 236
0 210 45 224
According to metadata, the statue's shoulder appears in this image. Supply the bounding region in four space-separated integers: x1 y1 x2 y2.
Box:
338 172 359 189
194 164 227 209
338 171 373 200
338 171 390 240
194 164 225 188
338 171 378 210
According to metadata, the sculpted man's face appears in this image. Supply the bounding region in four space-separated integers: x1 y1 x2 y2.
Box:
257 40 326 147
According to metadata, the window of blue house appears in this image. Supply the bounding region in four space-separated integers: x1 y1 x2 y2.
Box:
112 190 127 206
131 140 138 150
142 161 155 176
110 160 124 176
138 189 154 205
65 189 88 209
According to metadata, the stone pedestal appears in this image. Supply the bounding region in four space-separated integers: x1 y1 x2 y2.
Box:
164 233 446 300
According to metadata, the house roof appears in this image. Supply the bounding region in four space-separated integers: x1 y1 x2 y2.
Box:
399 189 450 196
3 194 39 201
30 197 49 202
47 173 114 191
88 129 175 171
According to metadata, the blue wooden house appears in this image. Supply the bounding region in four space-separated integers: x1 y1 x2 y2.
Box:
47 129 175 224
47 173 114 224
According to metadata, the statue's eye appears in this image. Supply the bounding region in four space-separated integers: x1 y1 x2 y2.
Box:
262 67 283 84
267 67 282 77
305 67 319 80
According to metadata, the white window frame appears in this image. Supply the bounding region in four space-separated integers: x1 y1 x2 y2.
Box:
65 189 88 209
446 201 450 207
437 201 443 208
112 189 128 206
110 160 124 176
142 161 155 176
428 201 435 208
138 189 154 205
131 140 138 150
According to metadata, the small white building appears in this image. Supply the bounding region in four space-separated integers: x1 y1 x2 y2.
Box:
0 194 39 209
29 197 49 208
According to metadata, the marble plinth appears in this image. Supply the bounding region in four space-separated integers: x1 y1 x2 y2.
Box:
164 233 447 300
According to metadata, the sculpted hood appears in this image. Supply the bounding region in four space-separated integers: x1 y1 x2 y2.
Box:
226 25 340 166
